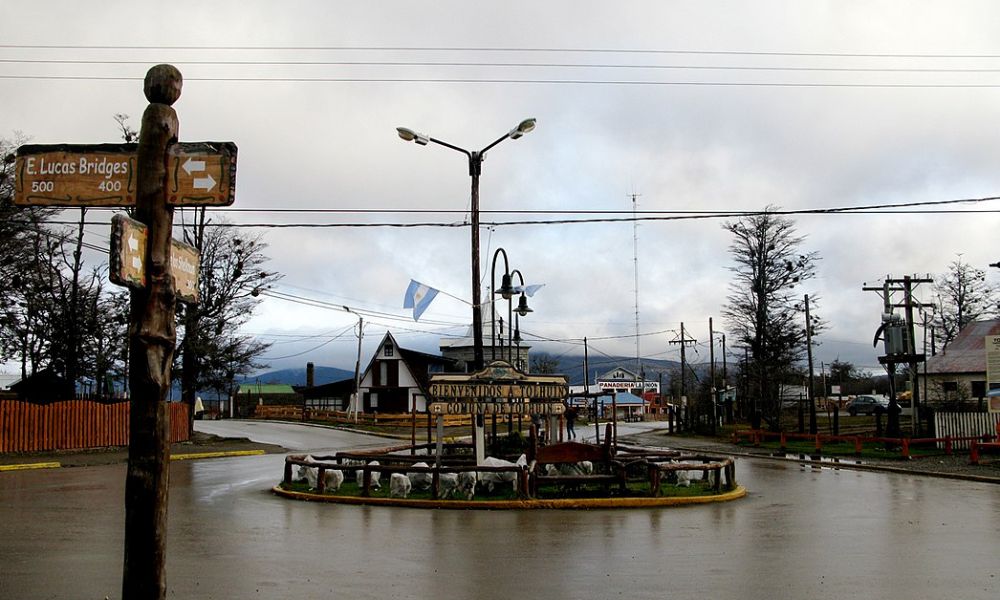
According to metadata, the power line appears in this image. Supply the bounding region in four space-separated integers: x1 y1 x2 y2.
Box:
4 74 1000 88
7 57 1000 74
27 208 1000 230
3 44 1000 59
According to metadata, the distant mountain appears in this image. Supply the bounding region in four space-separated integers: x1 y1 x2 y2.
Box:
242 365 354 387
543 355 691 386
245 358 701 389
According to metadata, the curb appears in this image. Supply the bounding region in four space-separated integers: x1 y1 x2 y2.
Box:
659 441 1000 485
0 461 62 472
171 450 266 461
272 485 747 510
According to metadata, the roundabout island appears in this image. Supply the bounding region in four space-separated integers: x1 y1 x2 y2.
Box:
273 433 746 510
274 361 746 509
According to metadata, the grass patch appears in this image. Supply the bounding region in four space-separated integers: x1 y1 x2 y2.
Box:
735 439 941 460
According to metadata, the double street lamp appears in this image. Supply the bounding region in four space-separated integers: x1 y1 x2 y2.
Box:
490 248 532 368
397 118 537 370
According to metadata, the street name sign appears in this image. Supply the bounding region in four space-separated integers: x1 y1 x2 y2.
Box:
14 142 237 207
110 215 200 304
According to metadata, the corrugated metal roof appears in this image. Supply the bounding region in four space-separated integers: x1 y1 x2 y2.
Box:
925 319 1000 374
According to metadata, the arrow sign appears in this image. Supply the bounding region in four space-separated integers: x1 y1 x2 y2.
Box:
110 214 201 304
193 174 216 191
182 157 205 175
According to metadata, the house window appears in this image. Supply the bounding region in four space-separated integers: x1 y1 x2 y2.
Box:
380 362 388 385
942 381 958 393
383 344 394 357
369 392 378 409
971 381 986 398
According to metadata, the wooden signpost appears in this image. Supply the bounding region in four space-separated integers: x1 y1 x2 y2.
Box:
13 64 236 600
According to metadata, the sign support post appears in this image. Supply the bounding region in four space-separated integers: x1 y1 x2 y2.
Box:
122 64 181 600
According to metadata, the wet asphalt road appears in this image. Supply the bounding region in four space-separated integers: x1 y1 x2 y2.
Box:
1 421 997 600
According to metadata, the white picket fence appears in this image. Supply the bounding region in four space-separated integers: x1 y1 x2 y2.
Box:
933 412 1000 449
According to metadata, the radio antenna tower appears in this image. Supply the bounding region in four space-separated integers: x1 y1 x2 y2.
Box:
631 192 643 381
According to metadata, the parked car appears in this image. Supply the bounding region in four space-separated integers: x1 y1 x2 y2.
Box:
847 395 889 416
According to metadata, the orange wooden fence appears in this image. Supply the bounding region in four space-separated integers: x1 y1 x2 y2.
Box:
0 400 190 453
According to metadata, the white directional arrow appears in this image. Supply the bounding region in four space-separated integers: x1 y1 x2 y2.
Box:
182 157 205 175
128 233 139 252
193 174 217 192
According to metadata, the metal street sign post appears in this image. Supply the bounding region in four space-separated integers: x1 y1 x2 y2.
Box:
13 141 236 207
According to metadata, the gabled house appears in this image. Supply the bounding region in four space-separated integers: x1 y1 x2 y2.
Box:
360 332 458 413
918 319 1000 410
439 322 531 373
595 366 660 394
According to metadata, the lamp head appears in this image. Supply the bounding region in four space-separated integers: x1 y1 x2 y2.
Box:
497 273 515 300
508 117 537 140
396 127 429 146
515 293 532 316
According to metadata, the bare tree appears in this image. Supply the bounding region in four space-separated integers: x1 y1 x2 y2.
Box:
722 207 820 428
933 257 997 348
175 214 281 430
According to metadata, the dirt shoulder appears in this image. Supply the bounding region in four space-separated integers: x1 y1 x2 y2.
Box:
620 429 1000 484
0 431 287 469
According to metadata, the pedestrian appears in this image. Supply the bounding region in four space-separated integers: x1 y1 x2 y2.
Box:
565 404 578 440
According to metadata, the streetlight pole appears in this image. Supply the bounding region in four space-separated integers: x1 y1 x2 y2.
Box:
490 247 512 362
344 306 364 422
397 118 536 371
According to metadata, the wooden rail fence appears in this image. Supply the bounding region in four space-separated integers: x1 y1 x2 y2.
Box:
0 400 189 453
254 404 521 428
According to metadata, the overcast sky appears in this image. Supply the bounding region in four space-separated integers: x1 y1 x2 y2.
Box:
4 1 1000 379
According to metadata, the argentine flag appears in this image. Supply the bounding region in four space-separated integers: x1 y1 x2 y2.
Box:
403 279 440 321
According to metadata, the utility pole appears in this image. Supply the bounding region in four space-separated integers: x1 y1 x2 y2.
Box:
344 307 364 422
804 295 817 434
709 317 717 435
585 337 598 443
670 323 697 430
863 275 932 436
721 333 731 424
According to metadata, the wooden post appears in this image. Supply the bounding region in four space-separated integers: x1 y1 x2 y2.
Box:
122 64 181 600
435 414 444 468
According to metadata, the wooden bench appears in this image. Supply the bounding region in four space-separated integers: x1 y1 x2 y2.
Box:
528 425 627 496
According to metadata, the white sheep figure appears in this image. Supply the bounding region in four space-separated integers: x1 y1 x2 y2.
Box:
389 472 412 498
296 455 318 488
356 460 381 490
676 470 692 488
457 471 477 500
407 462 432 491
322 469 345 492
479 454 527 493
554 461 594 477
439 472 459 499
